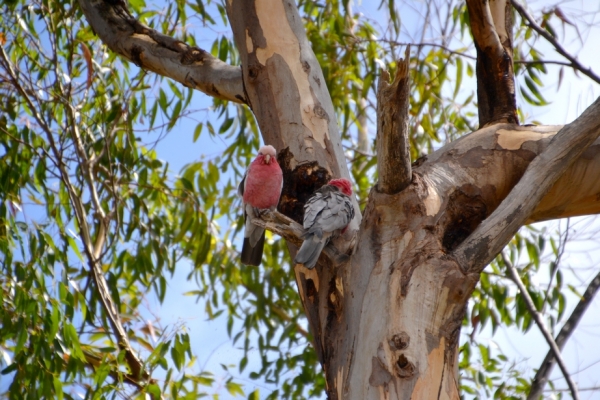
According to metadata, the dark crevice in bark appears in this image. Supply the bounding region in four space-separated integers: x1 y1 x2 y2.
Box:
436 350 447 399
473 44 519 126
441 186 488 251
466 0 518 127
277 147 331 224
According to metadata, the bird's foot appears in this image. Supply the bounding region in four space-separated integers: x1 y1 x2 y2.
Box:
254 208 270 217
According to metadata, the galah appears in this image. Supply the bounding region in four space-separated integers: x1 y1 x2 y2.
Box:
294 178 354 269
238 145 283 266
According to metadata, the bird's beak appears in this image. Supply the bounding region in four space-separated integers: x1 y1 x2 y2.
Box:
265 154 271 164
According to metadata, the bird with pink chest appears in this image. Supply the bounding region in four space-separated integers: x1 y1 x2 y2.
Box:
238 145 283 266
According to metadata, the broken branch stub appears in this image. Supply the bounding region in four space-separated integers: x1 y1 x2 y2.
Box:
376 46 412 195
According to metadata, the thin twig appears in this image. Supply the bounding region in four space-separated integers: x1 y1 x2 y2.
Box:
501 252 580 400
543 219 570 314
367 38 477 60
514 60 572 67
511 0 600 84
528 269 600 400
544 386 600 393
269 306 310 339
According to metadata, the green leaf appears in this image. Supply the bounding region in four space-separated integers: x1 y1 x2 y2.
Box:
226 381 245 396
453 57 463 99
1 363 18 375
193 123 204 142
147 383 162 398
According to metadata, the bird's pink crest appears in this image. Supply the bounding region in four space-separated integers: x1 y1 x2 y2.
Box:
258 145 276 157
329 178 353 196
256 145 277 165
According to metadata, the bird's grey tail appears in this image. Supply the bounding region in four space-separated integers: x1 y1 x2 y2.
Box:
241 232 265 266
294 237 326 269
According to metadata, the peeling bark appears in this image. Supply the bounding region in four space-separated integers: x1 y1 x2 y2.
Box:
225 1 359 215
222 4 600 396
318 118 600 399
454 98 600 274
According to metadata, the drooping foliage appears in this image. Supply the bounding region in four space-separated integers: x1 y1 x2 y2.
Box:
0 0 597 398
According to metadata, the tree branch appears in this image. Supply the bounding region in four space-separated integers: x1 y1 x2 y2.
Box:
250 211 349 265
466 0 504 56
502 253 580 400
77 0 246 103
511 0 600 85
452 96 600 273
376 46 412 195
78 349 145 390
528 269 600 400
466 0 518 126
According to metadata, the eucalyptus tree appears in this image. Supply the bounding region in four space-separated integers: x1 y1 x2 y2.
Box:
1 0 599 399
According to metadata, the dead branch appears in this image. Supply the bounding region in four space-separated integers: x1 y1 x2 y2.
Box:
251 211 349 266
376 46 412 195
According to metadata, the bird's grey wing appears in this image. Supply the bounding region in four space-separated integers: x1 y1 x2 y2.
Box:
237 171 247 198
303 192 327 230
314 192 353 232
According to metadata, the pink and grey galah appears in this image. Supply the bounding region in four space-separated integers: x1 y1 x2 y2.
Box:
238 145 283 266
294 178 354 269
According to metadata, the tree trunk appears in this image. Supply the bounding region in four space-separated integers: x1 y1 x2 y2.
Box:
320 123 600 399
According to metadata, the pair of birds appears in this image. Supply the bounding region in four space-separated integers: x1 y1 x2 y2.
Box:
238 145 354 268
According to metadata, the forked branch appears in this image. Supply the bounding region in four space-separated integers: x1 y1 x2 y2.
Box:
528 270 600 400
77 0 246 103
453 96 600 273
376 46 412 195
502 253 579 400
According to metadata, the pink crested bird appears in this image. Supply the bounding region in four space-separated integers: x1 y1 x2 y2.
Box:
238 145 283 266
294 178 354 269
